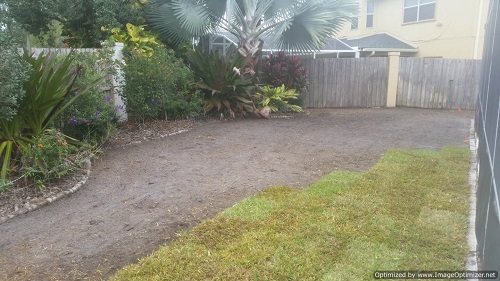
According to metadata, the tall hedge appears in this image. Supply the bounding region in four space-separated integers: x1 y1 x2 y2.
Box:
0 32 31 121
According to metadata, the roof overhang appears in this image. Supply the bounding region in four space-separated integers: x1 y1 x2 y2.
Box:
359 48 419 53
262 49 357 53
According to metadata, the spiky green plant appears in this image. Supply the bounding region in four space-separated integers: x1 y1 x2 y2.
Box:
187 47 258 115
258 84 303 113
0 50 101 179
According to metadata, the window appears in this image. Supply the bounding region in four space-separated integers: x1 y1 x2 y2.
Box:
210 36 234 56
366 1 374 27
403 0 435 23
351 18 359 29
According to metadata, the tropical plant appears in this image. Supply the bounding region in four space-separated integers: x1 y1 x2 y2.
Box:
122 46 202 122
0 50 101 179
262 52 309 95
257 84 303 113
18 51 101 136
148 0 358 60
103 23 160 57
187 47 258 116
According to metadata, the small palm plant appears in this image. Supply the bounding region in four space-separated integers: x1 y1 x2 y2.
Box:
258 84 303 113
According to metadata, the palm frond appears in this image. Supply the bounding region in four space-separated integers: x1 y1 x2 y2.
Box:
148 0 215 45
148 0 358 53
264 0 299 22
225 0 247 32
270 0 358 53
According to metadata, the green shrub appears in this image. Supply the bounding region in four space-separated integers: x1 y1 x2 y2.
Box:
257 84 303 113
122 46 202 122
261 52 309 106
0 50 100 180
55 51 118 144
0 179 13 192
21 130 80 188
0 32 31 121
187 47 258 116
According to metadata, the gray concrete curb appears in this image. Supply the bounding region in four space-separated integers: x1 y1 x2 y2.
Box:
467 118 479 278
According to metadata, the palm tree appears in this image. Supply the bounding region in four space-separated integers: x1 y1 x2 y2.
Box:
148 0 358 58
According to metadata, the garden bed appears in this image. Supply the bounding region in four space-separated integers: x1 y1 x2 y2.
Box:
0 119 196 225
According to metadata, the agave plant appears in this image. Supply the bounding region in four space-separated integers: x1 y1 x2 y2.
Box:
0 50 101 179
187 47 258 116
257 84 303 113
148 0 358 59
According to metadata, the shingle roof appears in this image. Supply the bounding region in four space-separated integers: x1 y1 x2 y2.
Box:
341 33 417 51
321 38 354 51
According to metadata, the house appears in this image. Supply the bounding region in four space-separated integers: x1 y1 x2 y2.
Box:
203 32 358 58
336 0 490 59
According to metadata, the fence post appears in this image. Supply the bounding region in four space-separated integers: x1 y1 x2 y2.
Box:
112 42 128 122
386 52 400 107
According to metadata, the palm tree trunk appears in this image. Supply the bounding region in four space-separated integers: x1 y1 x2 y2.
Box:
240 38 263 75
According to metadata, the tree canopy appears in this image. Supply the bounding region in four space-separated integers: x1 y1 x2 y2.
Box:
3 0 147 47
148 0 358 57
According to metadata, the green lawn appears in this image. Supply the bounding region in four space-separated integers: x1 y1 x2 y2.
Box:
111 147 471 281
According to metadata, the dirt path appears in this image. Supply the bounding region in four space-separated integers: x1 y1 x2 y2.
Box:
0 108 473 280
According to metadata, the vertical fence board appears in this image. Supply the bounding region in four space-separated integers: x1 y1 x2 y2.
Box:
20 48 98 57
305 57 389 108
396 57 480 109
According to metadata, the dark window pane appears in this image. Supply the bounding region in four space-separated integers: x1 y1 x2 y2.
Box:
351 18 358 29
419 3 435 21
405 0 418 7
367 1 374 13
404 7 418 23
213 37 224 43
420 0 435 4
366 15 373 27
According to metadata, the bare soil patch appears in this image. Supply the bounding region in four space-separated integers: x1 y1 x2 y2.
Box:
0 108 473 280
0 119 195 225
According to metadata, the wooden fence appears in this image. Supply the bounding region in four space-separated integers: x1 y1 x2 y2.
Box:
19 48 98 56
397 58 481 109
305 57 481 109
303 57 389 108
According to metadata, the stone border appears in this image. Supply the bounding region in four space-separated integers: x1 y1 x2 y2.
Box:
125 129 190 146
0 128 192 225
466 118 479 276
0 158 91 225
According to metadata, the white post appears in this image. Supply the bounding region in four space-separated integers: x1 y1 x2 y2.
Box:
386 52 401 108
112 42 127 122
473 0 485 59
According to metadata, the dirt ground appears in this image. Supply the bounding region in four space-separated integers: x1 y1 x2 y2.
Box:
0 108 473 281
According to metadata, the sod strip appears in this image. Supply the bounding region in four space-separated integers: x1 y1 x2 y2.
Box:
111 147 470 281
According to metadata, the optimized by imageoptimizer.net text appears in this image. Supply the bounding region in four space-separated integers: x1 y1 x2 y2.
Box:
373 271 498 279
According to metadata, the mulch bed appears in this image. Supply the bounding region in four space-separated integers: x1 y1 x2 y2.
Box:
0 119 197 223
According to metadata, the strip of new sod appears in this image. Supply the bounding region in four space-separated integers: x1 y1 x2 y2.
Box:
111 147 470 280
